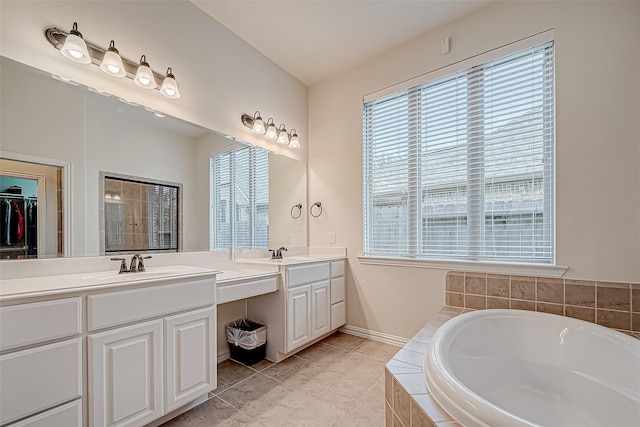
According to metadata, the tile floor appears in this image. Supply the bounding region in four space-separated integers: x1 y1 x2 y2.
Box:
161 332 401 427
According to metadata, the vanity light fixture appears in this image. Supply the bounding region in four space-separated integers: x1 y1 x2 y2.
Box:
240 113 301 149
99 40 126 77
134 55 156 89
45 23 182 99
159 67 181 99
60 22 91 64
265 119 278 140
288 129 300 149
276 124 289 145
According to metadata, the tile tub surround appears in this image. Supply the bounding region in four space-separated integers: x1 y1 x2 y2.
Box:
161 331 401 427
446 271 640 336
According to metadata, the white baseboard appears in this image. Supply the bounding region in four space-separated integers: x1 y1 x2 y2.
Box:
217 349 230 363
339 324 409 347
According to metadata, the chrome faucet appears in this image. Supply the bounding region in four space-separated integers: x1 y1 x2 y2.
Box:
268 247 288 260
110 254 152 273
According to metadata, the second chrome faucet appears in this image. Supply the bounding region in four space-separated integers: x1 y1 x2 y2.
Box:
268 247 288 260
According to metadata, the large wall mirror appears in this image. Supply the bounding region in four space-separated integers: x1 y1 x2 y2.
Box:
0 56 307 259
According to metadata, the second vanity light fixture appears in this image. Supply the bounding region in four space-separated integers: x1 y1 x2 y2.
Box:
45 22 181 99
241 111 301 149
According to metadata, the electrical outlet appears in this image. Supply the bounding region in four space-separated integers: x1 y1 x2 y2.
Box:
328 232 336 244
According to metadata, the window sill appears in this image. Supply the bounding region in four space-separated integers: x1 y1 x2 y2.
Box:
356 255 568 278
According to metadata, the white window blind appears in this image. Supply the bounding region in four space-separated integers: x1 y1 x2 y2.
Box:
363 40 555 264
210 146 269 250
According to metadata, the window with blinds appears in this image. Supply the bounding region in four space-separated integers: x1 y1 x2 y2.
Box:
363 40 555 264
210 145 269 250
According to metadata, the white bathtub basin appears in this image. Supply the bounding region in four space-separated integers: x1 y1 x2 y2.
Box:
424 309 640 427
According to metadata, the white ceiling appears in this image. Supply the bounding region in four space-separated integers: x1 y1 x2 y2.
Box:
192 0 493 86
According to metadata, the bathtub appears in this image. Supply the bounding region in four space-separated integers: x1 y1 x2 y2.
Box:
424 309 640 427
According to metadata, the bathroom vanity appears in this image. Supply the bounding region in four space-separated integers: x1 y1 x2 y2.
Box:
0 266 219 427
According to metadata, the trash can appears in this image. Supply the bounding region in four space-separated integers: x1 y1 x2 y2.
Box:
226 318 267 366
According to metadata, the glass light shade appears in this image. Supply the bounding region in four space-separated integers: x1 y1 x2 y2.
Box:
61 33 91 64
100 43 126 77
252 117 265 134
289 133 300 149
277 128 289 144
265 123 278 140
160 74 181 99
134 56 157 89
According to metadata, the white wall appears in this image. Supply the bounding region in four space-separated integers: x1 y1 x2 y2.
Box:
268 154 307 248
0 0 308 162
308 1 640 339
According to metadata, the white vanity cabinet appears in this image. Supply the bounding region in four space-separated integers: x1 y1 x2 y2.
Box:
330 260 346 330
0 298 83 427
247 259 345 362
87 279 216 427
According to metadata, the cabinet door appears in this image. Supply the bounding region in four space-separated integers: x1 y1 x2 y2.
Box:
311 280 331 339
286 285 311 352
165 306 216 412
89 320 163 427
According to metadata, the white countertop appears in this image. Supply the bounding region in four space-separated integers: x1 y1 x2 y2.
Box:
0 265 220 302
216 269 280 285
234 254 345 266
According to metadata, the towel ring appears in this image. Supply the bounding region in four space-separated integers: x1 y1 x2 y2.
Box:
290 203 302 219
310 202 322 218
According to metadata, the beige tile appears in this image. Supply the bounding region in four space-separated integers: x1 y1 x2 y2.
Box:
486 297 509 309
295 342 351 368
217 373 293 418
385 402 394 427
596 309 631 330
385 368 393 408
301 369 372 410
511 299 535 311
536 278 564 304
261 354 323 388
392 378 410 427
446 292 463 307
321 331 367 351
565 305 595 323
537 302 564 316
160 396 253 427
255 388 345 427
511 276 535 300
632 284 640 313
345 377 386 426
329 351 386 388
355 340 401 362
213 360 257 394
438 306 464 317
410 398 434 427
412 393 453 423
465 273 486 295
464 294 486 310
332 412 384 427
633 313 640 332
394 372 428 394
597 282 630 311
246 359 274 372
487 274 509 298
565 280 595 307
393 413 404 427
446 271 464 293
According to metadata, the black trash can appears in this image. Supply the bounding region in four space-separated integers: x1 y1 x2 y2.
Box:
226 319 267 366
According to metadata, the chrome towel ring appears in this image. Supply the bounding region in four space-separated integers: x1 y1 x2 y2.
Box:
310 202 323 218
290 203 302 219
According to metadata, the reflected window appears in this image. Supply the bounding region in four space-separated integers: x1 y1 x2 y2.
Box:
103 175 180 253
210 146 268 250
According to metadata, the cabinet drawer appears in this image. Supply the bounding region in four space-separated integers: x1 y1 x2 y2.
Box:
0 338 82 425
286 263 329 288
331 301 346 331
0 297 81 352
330 277 345 304
8 399 82 427
330 260 345 278
217 277 278 304
88 279 215 331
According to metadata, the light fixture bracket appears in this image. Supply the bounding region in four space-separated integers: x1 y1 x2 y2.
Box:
45 27 165 89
